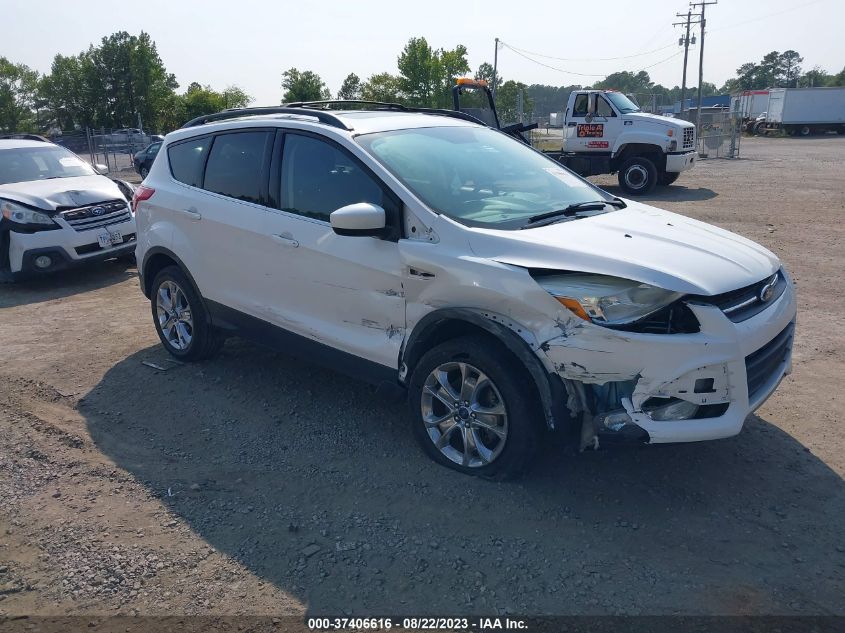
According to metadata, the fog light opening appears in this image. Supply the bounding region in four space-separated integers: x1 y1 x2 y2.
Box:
34 255 53 269
643 398 699 421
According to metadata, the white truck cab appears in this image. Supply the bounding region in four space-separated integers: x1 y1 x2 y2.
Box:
557 90 697 195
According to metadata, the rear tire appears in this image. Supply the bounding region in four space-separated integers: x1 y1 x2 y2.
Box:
617 156 658 195
798 125 811 136
407 335 542 480
150 266 223 361
140 166 149 179
657 171 680 186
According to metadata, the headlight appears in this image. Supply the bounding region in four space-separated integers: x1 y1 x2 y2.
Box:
537 273 683 326
1 199 57 228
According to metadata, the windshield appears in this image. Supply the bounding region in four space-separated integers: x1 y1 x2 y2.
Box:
605 92 641 114
356 126 614 230
0 145 96 185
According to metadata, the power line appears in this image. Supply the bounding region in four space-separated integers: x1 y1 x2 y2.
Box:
502 41 677 62
500 42 684 79
709 0 826 33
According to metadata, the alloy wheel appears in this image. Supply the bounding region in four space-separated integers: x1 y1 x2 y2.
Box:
420 361 508 467
156 280 193 350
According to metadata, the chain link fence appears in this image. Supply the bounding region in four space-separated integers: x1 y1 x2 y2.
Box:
677 107 743 159
47 127 156 173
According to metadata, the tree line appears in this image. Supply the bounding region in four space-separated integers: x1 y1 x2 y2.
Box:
2 32 844 134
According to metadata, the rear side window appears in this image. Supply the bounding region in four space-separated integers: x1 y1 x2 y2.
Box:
203 131 272 204
168 136 210 187
280 133 383 222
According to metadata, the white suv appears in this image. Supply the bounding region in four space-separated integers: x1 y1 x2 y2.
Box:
133 105 796 479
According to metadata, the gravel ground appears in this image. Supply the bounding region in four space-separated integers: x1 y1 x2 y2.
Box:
0 136 843 618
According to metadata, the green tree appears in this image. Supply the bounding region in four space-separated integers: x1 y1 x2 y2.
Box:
0 58 39 132
496 80 533 124
780 50 803 88
397 37 438 106
828 66 845 87
361 72 402 103
432 44 469 108
474 62 501 87
282 68 331 102
800 66 831 88
338 73 362 100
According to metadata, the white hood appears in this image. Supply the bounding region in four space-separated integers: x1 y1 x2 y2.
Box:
466 201 780 295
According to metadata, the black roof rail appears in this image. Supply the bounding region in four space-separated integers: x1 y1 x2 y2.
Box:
0 133 51 142
285 100 408 111
180 107 352 130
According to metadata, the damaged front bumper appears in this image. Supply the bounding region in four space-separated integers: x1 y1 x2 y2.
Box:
540 280 797 445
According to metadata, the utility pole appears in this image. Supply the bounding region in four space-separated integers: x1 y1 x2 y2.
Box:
492 37 500 99
691 0 717 136
673 10 698 116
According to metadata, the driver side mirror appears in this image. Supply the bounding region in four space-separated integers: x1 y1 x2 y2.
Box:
584 113 593 123
330 202 386 237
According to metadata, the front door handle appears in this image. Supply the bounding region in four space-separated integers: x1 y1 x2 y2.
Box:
567 122 577 127
180 207 202 221
272 234 299 248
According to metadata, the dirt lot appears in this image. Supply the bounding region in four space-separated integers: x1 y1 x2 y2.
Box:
0 136 843 619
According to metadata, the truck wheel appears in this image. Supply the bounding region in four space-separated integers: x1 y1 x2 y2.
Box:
799 125 811 136
407 335 542 480
752 121 766 135
618 157 658 195
657 171 680 186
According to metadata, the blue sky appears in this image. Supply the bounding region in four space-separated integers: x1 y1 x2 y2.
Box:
5 0 843 105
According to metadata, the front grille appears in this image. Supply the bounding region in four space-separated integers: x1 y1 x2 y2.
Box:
692 270 787 323
61 200 131 232
745 321 794 403
683 127 695 149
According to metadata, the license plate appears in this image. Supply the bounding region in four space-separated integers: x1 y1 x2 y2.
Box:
97 231 123 248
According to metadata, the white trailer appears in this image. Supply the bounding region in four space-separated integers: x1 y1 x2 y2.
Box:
762 87 845 135
732 90 769 121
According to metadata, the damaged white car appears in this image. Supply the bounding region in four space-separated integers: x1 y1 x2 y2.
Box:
134 104 796 479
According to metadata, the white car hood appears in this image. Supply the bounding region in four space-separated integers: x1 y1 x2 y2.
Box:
466 201 780 295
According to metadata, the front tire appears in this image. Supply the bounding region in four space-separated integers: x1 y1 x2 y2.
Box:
617 156 657 195
150 266 223 361
407 335 542 480
657 171 680 186
140 166 149 179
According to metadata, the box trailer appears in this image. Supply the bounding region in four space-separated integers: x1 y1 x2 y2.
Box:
762 87 845 135
732 90 769 121
548 112 565 127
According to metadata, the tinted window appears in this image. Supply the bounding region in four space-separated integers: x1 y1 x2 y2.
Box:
596 96 615 117
148 143 161 156
572 94 589 117
203 132 271 204
168 136 210 187
280 134 383 222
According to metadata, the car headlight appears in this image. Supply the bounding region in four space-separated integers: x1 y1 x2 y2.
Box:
537 273 684 326
1 199 57 229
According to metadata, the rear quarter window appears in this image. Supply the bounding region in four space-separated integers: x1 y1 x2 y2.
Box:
167 136 210 187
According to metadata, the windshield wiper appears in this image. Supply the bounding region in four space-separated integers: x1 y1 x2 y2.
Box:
520 198 625 229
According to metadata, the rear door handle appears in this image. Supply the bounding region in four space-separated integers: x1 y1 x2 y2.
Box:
272 234 299 248
180 207 202 221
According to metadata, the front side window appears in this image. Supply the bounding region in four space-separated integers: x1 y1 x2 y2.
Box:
280 134 384 222
168 136 210 187
357 125 614 230
0 145 96 185
147 143 161 156
596 96 616 117
203 131 272 204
